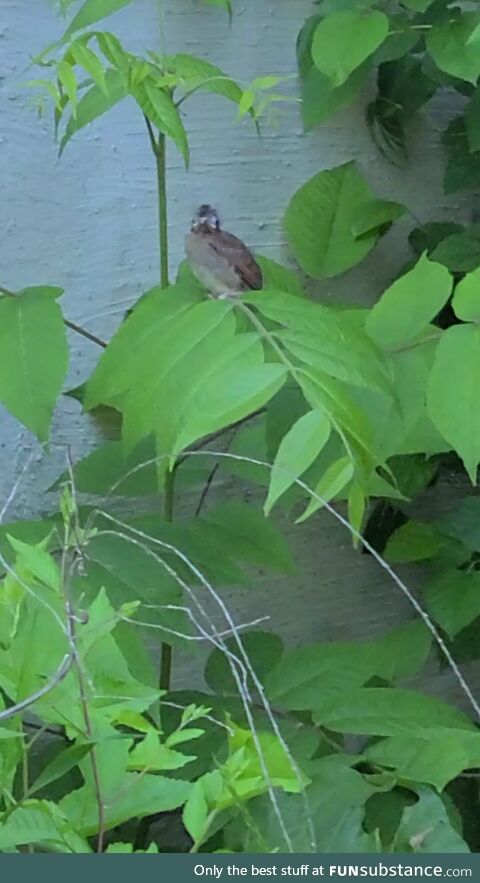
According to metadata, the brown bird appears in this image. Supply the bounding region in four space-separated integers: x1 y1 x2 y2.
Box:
185 204 263 299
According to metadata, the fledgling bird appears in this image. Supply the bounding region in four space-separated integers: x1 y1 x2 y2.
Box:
185 204 263 299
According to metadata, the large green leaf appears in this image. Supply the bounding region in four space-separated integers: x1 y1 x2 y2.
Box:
63 0 133 38
366 254 452 351
427 323 480 481
0 804 67 850
425 570 480 639
296 456 354 522
114 298 286 457
245 290 393 398
0 289 68 440
61 768 191 835
205 631 283 695
266 622 431 710
238 758 378 853
196 502 295 573
311 10 389 88
452 267 480 322
265 409 331 514
365 732 473 791
171 360 287 459
393 789 469 852
427 13 480 85
384 520 446 564
313 687 475 736
301 66 367 131
284 162 378 278
84 283 200 409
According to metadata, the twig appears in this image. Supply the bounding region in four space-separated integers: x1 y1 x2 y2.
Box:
194 425 240 517
64 319 107 349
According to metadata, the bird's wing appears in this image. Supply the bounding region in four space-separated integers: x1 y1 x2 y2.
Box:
207 230 263 290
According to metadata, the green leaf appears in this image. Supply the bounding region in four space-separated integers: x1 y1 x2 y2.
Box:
29 743 94 797
366 734 472 792
63 0 133 39
284 162 379 278
311 10 389 88
452 267 480 322
384 521 446 563
197 502 295 573
374 15 419 64
256 256 304 297
115 298 286 458
58 60 78 116
171 361 287 459
409 222 465 259
205 631 283 695
246 290 393 398
84 284 200 409
393 789 469 852
436 497 480 552
431 231 480 274
0 289 68 440
167 55 243 106
366 254 452 350
7 536 60 590
425 570 480 639
296 456 354 523
301 66 367 131
313 687 476 736
265 410 331 513
133 80 189 167
70 40 107 93
0 804 65 850
244 758 377 853
60 68 127 152
427 324 480 482
427 13 480 85
443 117 480 195
61 771 191 836
266 622 431 711
351 199 406 239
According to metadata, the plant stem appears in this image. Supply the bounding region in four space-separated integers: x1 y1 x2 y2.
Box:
156 133 169 288
144 116 169 287
159 466 176 692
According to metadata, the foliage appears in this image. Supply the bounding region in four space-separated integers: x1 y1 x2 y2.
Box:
1 0 480 855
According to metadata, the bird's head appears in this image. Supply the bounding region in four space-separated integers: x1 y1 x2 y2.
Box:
192 204 220 232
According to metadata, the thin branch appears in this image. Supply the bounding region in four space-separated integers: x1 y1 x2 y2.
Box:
64 319 107 349
194 425 240 517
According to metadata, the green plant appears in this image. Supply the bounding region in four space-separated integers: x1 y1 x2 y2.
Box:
1 0 480 854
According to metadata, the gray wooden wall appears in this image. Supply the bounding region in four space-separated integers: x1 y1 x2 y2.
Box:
1 0 478 704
